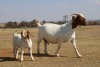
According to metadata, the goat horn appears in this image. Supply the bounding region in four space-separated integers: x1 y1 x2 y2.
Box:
35 19 40 22
71 13 80 16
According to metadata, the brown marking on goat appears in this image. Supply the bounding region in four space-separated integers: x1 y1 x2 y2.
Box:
26 30 30 39
21 30 30 39
72 14 87 29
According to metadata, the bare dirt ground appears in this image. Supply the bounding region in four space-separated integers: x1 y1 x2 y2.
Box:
0 26 100 67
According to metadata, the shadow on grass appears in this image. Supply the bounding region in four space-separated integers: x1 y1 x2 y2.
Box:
0 57 16 62
0 53 69 62
0 53 56 62
24 53 56 57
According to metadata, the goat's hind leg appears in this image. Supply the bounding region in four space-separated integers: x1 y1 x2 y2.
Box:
43 38 49 55
44 42 49 55
37 39 42 54
13 44 16 59
16 47 19 59
13 47 19 60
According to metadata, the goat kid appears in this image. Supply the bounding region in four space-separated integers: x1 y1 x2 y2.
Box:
36 13 87 58
13 30 34 61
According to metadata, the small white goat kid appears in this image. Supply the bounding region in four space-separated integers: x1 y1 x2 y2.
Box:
36 13 87 57
13 30 34 61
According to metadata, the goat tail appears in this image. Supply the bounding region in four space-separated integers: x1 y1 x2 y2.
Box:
35 19 41 27
13 30 17 35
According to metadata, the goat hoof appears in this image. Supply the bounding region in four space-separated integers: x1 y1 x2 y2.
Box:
56 54 60 57
20 60 23 62
31 59 34 61
45 52 49 55
78 55 82 58
37 52 40 55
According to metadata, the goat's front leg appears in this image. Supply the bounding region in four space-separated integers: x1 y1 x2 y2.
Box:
71 38 82 58
28 48 34 61
13 45 16 59
20 49 24 62
13 48 16 59
55 42 62 57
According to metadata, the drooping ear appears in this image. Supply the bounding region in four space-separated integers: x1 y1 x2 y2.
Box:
72 16 76 24
26 30 28 33
27 30 30 39
21 31 23 37
72 15 79 29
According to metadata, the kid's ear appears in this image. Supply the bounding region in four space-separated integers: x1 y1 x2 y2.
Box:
27 30 29 33
21 31 23 36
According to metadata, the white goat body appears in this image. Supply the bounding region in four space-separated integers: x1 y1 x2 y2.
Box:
39 22 74 44
13 30 34 61
36 14 87 57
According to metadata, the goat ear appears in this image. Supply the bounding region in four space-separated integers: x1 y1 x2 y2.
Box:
72 16 79 29
27 30 30 39
27 30 29 33
21 31 23 37
72 16 76 23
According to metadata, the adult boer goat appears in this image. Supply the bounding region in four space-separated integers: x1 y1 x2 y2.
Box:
13 30 34 61
36 13 87 57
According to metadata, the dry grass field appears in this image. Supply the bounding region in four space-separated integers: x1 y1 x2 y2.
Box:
0 25 100 67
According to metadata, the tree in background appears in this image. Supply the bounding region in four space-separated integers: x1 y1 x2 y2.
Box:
4 19 100 28
29 19 37 27
18 20 28 28
13 22 17 28
5 21 16 28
